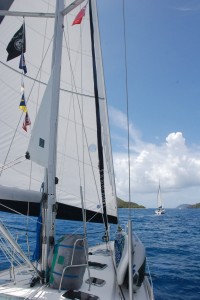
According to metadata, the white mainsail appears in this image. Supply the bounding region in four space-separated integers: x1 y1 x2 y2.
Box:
0 0 117 221
157 184 163 208
155 183 165 215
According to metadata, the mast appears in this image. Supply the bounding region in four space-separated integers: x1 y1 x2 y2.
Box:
88 0 109 234
41 0 64 281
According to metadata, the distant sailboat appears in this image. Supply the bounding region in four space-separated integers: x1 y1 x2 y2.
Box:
155 183 165 215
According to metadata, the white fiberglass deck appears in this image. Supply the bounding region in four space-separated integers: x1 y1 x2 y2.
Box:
0 243 153 300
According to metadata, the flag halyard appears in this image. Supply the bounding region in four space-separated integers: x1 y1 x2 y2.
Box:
19 53 27 74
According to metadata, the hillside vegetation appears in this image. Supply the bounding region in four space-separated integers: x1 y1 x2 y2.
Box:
117 197 145 208
189 203 200 208
177 203 200 209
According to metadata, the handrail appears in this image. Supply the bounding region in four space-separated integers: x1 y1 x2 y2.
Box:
58 237 91 292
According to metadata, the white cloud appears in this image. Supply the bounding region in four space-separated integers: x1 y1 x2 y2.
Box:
174 1 200 12
109 107 200 207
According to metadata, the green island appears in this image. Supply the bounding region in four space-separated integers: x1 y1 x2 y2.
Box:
177 203 200 209
189 203 200 208
117 197 145 208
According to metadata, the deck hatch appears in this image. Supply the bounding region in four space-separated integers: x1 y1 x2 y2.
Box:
88 261 107 270
86 277 105 287
61 289 99 299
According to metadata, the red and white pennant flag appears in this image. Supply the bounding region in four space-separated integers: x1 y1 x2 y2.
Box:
22 112 31 132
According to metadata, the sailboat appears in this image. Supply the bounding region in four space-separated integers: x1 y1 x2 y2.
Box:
155 183 165 215
0 1 154 299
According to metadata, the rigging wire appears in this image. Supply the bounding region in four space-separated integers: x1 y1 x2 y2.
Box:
0 156 25 171
122 3 134 298
122 0 132 220
79 3 87 237
0 60 97 99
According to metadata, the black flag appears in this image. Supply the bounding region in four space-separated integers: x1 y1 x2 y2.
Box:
6 24 26 61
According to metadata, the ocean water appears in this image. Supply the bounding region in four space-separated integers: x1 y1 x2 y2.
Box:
122 208 200 300
0 208 199 300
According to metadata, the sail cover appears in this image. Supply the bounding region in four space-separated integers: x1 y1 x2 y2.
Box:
0 0 117 224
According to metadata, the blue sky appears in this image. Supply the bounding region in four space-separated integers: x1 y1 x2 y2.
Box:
97 0 200 208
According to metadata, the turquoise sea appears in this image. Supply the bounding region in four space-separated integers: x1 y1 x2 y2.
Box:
0 208 199 300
